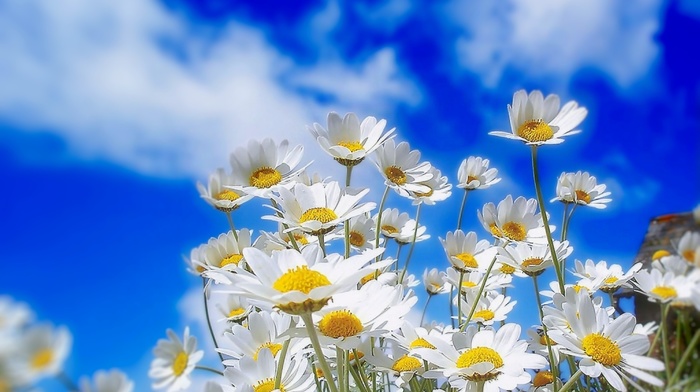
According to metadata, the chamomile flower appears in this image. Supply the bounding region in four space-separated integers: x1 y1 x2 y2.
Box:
440 230 496 273
497 241 572 277
416 323 548 392
13 324 71 383
551 171 611 209
309 112 395 166
376 208 410 239
457 156 501 191
445 267 512 294
459 291 516 326
345 214 379 252
229 139 308 198
198 230 254 273
149 327 203 392
529 371 557 392
407 165 452 205
651 254 690 275
423 268 448 295
394 219 430 245
197 168 254 212
220 311 303 363
489 90 588 146
267 181 375 236
363 343 425 389
224 349 314 392
633 322 658 337
633 269 685 303
546 293 664 391
210 246 389 314
215 294 253 324
676 231 700 264
79 369 134 392
478 195 549 243
390 320 454 355
0 296 33 334
526 326 561 365
256 225 317 254
373 140 433 195
572 259 641 293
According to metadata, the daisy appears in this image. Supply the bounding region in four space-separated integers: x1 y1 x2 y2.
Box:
215 294 253 324
546 292 665 391
528 370 557 392
497 240 572 277
229 139 308 198
650 254 690 275
457 156 501 191
224 349 314 392
633 269 686 304
406 165 452 205
542 287 609 335
363 342 425 389
209 245 389 314
416 323 548 392
220 311 305 363
572 259 641 293
373 139 432 195
423 268 448 295
13 324 71 383
375 208 411 240
445 267 512 295
459 291 516 326
79 369 134 392
551 171 611 209
394 218 430 245
309 112 395 166
526 326 561 365
676 231 700 264
255 225 318 254
345 214 379 252
478 195 549 243
196 230 254 274
267 181 375 236
0 296 33 334
197 168 254 212
440 230 497 273
149 327 203 392
489 90 588 146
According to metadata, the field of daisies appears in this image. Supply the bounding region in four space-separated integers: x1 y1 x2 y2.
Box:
3 90 700 392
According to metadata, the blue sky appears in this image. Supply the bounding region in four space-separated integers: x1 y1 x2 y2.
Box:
1 0 698 390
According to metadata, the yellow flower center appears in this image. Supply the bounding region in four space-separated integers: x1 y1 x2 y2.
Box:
392 355 422 372
456 347 504 380
254 379 284 392
603 276 619 285
409 337 436 350
338 141 364 152
467 175 479 184
318 310 363 338
517 119 554 143
228 308 246 318
220 253 243 267
215 189 240 201
348 350 364 362
461 281 477 289
533 371 555 387
502 221 526 241
572 285 584 293
250 167 283 188
360 271 378 285
652 250 670 260
253 342 283 360
172 351 189 376
454 253 478 268
349 231 365 247
575 189 591 204
651 286 677 300
522 257 544 268
499 264 516 274
385 166 407 185
473 309 495 321
381 225 399 234
581 333 621 366
489 223 503 237
31 349 53 370
285 233 309 245
273 265 331 294
539 335 555 346
0 379 9 392
682 249 696 263
414 187 434 197
299 207 338 224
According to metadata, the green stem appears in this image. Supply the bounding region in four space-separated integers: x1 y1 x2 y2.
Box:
461 255 498 330
670 328 700 386
532 275 560 389
559 370 583 392
530 146 566 294
374 186 391 257
457 190 469 231
195 365 225 376
659 303 672 382
201 277 225 366
344 166 353 259
301 313 339 392
420 294 433 326
274 340 291 389
476 381 485 392
399 203 423 284
225 212 239 242
336 347 345 392
270 199 300 252
352 348 371 392
449 286 456 329
57 371 79 391
318 233 327 257
457 271 465 329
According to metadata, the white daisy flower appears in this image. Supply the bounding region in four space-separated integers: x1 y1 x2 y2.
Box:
650 254 690 275
215 294 253 324
526 326 561 365
363 342 424 389
149 327 203 392
224 349 314 392
423 268 448 295
373 139 432 195
345 214 379 252
375 208 411 239
196 230 254 274
0 296 33 334
542 287 609 335
528 370 557 392
220 311 305 363
489 90 588 146
197 168 254 213
229 139 308 198
478 195 550 243
416 323 548 392
445 267 512 294
546 292 665 391
459 291 516 326
632 322 658 337
406 165 452 205
255 225 318 254
79 369 134 392
309 112 395 166
497 240 572 277
457 156 501 190
440 230 497 272
551 171 611 209
13 324 71 383
389 320 454 354
394 218 430 245
676 231 700 264
209 246 389 315
267 181 375 237
572 259 641 293
633 269 687 304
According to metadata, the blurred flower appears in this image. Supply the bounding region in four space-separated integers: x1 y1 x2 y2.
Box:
676 231 700 264
551 171 611 209
308 112 395 167
457 156 501 191
197 168 254 212
406 165 452 205
422 268 448 295
497 241 572 277
490 90 587 146
215 294 253 324
149 327 203 392
0 296 33 334
459 291 516 326
224 349 314 392
572 259 640 293
633 269 689 304
14 324 71 383
79 369 134 392
373 140 432 195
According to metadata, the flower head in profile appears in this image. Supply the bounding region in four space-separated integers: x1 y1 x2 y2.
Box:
572 259 641 294
551 171 611 209
478 195 550 243
197 168 254 213
215 294 253 324
490 90 588 146
229 139 308 198
373 140 432 195
12 324 71 384
193 230 254 274
309 112 395 166
149 327 203 392
440 230 496 273
423 268 448 295
224 349 314 392
459 291 516 326
79 369 134 392
676 231 700 264
345 214 379 252
497 241 572 277
457 156 501 191
406 165 452 205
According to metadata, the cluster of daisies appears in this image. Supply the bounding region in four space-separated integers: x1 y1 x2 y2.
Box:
0 296 134 392
148 90 699 392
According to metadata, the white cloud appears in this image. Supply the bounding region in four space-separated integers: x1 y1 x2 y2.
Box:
445 0 664 88
0 0 418 177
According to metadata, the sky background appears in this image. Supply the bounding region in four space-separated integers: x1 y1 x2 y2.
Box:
1 0 698 390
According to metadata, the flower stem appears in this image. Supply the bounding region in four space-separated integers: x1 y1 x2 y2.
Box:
274 339 291 389
318 233 327 257
659 303 672 382
420 294 433 326
301 313 339 392
225 212 239 242
456 271 465 329
344 166 353 259
530 146 566 293
195 365 225 376
449 286 456 329
669 327 700 386
57 371 79 391
336 347 346 392
201 277 226 366
559 369 582 392
374 186 391 258
532 275 560 389
399 202 422 284
461 254 498 330
457 190 469 230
